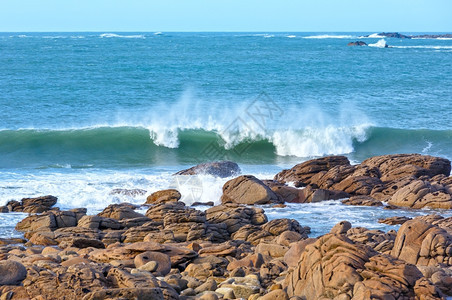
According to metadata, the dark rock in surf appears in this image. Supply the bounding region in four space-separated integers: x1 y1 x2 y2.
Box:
1 195 58 213
347 41 367 46
376 32 411 39
175 161 241 178
412 34 452 39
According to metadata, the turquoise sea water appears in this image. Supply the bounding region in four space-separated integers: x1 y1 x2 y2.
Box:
1 32 451 236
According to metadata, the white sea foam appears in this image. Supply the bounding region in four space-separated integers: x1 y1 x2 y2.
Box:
100 33 145 39
392 45 452 49
368 39 388 48
303 35 354 39
360 33 385 39
286 35 296 38
109 89 374 158
7 89 374 158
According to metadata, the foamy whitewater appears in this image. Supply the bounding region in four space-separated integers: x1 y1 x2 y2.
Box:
1 32 452 237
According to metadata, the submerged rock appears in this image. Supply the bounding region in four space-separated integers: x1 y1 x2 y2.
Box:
175 161 241 178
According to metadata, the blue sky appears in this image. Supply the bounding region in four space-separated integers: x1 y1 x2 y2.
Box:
0 0 451 32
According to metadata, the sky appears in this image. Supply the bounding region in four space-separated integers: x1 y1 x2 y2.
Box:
0 0 451 32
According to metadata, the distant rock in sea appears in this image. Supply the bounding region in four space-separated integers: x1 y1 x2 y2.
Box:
347 41 368 46
364 32 452 39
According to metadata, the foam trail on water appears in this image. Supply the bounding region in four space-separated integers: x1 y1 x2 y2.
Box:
100 33 145 39
368 39 388 48
360 33 385 38
303 34 354 39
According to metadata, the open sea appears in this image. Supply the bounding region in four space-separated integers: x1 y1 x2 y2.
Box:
1 32 451 237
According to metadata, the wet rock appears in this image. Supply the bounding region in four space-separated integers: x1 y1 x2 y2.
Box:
109 188 147 196
175 160 241 178
0 261 27 285
274 156 350 187
6 195 58 213
300 185 350 203
347 41 367 46
221 175 281 205
98 204 145 220
378 216 412 225
342 195 383 206
389 179 452 209
361 154 451 182
374 32 412 39
145 189 181 204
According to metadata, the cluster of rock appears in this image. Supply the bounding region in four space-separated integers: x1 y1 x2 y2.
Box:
364 32 452 39
272 154 452 209
0 155 451 299
0 195 57 213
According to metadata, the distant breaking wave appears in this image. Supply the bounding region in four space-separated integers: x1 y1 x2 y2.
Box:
99 33 145 39
303 34 355 39
0 126 450 169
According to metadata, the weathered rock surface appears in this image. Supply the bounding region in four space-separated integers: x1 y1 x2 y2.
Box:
391 219 452 266
206 204 267 234
284 233 442 299
389 179 452 209
1 195 57 213
342 195 383 206
221 175 281 205
98 204 144 220
175 161 241 178
0 260 27 285
146 189 181 204
274 156 350 187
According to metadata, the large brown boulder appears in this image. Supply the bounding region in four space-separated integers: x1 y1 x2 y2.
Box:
388 180 452 209
274 156 350 187
284 233 442 299
145 189 181 204
175 160 240 178
391 219 452 266
361 154 451 182
221 175 280 205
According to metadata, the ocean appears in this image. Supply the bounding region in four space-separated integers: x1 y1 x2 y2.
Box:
1 32 452 237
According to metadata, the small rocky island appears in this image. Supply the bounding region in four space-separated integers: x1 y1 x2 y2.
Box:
0 154 451 299
364 32 452 39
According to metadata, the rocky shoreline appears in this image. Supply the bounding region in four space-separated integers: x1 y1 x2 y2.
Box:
0 154 451 299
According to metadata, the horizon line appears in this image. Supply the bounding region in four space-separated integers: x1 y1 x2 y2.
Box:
1 30 451 33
